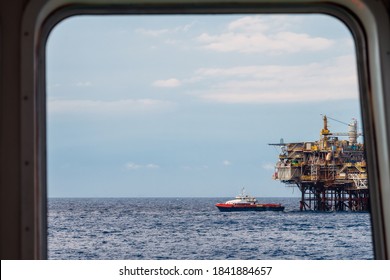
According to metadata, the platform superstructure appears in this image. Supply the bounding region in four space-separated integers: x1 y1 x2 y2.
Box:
270 116 368 211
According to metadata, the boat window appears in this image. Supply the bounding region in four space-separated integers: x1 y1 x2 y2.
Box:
46 14 373 259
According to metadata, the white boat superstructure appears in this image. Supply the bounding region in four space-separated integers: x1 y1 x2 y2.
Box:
225 188 257 205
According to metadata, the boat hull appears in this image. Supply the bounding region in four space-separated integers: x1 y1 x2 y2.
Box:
215 203 285 212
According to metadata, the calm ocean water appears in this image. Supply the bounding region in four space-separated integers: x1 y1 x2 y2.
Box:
48 197 374 260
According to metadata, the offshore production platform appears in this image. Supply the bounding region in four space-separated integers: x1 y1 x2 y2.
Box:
270 115 368 211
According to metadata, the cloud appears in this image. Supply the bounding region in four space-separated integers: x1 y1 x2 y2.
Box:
227 16 269 33
125 162 160 170
48 98 175 115
136 23 194 37
153 78 181 88
262 163 276 171
181 165 209 170
228 15 301 33
145 164 160 169
197 16 333 54
136 28 170 37
188 55 358 104
223 160 231 166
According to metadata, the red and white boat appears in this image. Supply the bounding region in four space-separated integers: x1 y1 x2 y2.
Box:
215 188 285 212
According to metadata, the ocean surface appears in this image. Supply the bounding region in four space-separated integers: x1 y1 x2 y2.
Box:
48 197 374 260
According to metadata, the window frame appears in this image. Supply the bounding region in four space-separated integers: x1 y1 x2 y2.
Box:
20 0 390 259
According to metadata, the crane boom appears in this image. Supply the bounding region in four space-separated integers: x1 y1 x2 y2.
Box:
321 114 351 126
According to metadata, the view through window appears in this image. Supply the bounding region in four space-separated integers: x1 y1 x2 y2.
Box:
46 14 373 259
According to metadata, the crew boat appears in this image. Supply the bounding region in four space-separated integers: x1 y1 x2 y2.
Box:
215 188 285 212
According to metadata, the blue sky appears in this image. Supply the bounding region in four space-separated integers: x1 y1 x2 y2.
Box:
46 14 361 198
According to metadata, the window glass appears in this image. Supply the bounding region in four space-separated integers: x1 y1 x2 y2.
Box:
47 15 373 259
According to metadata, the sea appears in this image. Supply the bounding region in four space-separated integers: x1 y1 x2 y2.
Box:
47 197 374 260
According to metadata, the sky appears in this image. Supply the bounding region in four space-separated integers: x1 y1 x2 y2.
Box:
46 14 362 198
